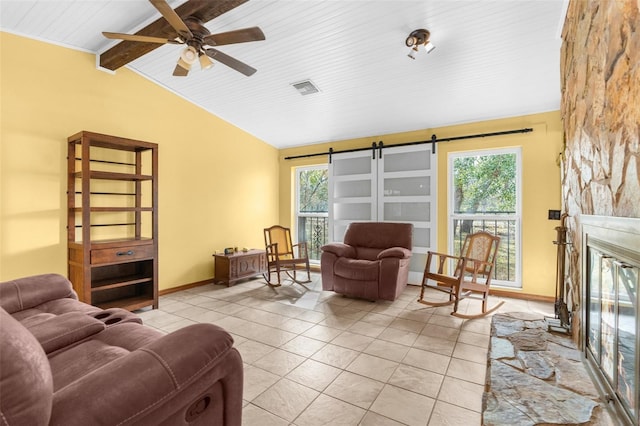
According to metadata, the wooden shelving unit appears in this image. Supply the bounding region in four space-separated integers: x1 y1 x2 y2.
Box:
67 131 158 311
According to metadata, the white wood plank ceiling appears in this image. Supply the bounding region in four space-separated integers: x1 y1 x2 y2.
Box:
1 0 568 148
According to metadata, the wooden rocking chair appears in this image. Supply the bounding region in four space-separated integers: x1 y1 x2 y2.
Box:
418 231 504 319
263 225 311 287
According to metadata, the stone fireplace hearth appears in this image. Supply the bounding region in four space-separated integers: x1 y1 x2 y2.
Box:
483 313 612 425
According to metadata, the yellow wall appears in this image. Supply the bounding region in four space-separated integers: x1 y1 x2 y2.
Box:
0 32 279 289
279 112 563 297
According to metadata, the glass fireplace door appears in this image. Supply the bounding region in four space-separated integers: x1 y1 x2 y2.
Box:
586 243 639 425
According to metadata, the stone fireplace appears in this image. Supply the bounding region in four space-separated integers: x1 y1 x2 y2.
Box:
581 215 639 425
560 2 639 338
560 1 639 423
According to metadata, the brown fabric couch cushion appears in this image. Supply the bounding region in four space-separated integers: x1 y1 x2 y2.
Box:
0 307 53 425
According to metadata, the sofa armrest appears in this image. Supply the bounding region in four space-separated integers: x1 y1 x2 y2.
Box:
25 312 106 354
321 243 356 258
0 274 77 314
50 323 243 426
377 247 412 260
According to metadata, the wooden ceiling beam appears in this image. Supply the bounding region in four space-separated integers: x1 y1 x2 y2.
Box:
99 0 248 71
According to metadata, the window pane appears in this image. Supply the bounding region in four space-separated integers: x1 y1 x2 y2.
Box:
453 153 516 214
299 169 328 213
296 166 329 263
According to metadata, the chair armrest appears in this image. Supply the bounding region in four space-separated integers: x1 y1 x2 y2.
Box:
321 243 356 258
292 241 309 257
377 247 412 260
51 323 240 426
0 274 77 314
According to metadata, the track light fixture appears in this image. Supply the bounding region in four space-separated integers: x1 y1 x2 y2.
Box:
406 29 435 59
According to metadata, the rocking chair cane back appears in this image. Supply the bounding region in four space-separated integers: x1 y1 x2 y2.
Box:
263 225 311 287
418 231 504 319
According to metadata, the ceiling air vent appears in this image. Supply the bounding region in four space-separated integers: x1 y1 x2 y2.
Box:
292 80 320 96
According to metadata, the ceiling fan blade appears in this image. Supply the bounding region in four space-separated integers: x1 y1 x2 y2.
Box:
149 0 193 40
173 60 190 76
102 32 180 44
205 48 257 76
203 27 265 46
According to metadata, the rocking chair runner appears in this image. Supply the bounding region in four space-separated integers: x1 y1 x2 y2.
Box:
263 225 311 287
418 231 504 319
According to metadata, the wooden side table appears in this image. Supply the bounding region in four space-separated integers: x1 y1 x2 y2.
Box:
213 249 267 286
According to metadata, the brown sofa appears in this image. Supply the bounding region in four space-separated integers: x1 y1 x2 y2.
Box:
0 274 243 426
321 222 413 301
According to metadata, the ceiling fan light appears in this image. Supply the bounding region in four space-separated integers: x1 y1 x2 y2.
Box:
177 57 192 71
180 46 198 64
199 53 214 70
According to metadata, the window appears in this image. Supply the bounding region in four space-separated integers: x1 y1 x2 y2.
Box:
449 148 521 287
295 165 328 263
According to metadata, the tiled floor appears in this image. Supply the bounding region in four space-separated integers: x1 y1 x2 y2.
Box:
137 273 554 426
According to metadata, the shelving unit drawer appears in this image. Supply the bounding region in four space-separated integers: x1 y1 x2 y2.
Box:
91 244 154 265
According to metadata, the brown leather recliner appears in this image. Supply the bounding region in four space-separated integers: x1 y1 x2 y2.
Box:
0 274 243 426
321 222 413 301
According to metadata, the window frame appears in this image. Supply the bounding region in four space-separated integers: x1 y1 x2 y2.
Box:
294 164 329 264
447 147 522 288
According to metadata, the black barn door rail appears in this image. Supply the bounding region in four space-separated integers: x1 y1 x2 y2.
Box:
284 127 533 162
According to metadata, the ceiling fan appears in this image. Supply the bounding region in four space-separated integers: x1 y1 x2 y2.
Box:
103 0 265 76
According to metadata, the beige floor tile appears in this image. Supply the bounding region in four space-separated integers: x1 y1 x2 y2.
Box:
139 311 186 328
234 307 289 327
457 330 490 348
324 371 384 409
157 300 192 313
370 305 404 317
303 324 343 342
370 384 435 426
277 317 316 334
333 306 368 321
412 335 456 356
319 315 357 330
388 364 444 398
359 411 404 426
459 318 492 335
347 299 378 312
377 327 419 346
331 330 375 351
158 275 554 426
242 403 289 426
363 339 410 362
346 353 399 382
241 323 298 346
420 324 460 341
158 318 197 333
286 359 342 391
361 312 396 327
253 348 306 376
427 400 481 426
252 378 319 422
294 394 366 426
396 309 433 323
243 365 280 401
427 314 464 329
403 348 450 375
446 358 486 385
279 335 326 357
348 321 386 338
452 342 488 364
211 302 247 315
388 317 425 334
311 343 359 369
437 376 484 412
295 309 326 323
236 340 276 364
